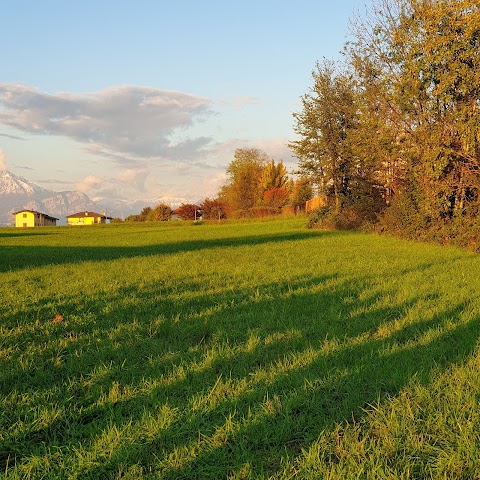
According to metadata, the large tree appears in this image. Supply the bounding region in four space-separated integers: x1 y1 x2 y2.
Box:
348 0 480 221
259 159 289 192
290 177 313 208
290 60 360 213
396 0 480 218
220 147 268 217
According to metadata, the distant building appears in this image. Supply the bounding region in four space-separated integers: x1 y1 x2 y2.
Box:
12 210 59 227
66 211 112 225
170 208 181 221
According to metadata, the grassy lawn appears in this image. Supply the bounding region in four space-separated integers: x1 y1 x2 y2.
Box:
1 217 480 479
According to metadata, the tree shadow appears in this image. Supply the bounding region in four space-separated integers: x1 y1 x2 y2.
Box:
0 230 333 272
1 266 478 478
0 230 58 238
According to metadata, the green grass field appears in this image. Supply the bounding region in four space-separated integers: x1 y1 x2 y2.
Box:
2 217 480 479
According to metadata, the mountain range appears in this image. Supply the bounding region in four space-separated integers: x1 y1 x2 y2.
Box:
0 170 188 225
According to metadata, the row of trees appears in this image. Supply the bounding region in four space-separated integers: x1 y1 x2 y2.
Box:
123 146 316 223
124 147 314 223
218 147 312 218
125 204 174 222
124 198 228 222
291 0 480 245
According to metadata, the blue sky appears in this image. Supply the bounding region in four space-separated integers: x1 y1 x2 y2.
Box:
0 0 363 203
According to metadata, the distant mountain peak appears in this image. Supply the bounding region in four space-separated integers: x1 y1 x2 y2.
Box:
0 170 48 197
0 170 95 225
0 169 191 225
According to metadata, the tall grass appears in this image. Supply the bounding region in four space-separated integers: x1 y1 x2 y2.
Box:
1 218 480 478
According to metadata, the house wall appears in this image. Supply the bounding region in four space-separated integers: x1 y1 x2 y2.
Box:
15 211 35 227
15 212 58 227
42 216 57 226
14 212 57 227
67 216 103 225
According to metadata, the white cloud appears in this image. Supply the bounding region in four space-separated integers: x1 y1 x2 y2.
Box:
0 149 8 171
206 137 297 171
0 83 301 202
0 132 25 140
0 84 214 162
196 171 228 199
117 169 150 192
73 168 161 201
75 175 104 193
253 138 298 170
232 96 263 107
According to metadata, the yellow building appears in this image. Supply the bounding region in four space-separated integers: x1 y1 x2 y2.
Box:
66 211 112 225
13 210 59 227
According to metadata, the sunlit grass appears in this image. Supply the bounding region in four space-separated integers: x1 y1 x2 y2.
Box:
1 218 480 478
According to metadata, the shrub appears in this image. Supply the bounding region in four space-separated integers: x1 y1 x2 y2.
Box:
175 203 200 220
149 203 172 221
200 198 227 220
308 205 373 230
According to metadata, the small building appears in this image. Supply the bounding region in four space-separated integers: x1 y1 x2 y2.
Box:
66 211 112 225
13 210 59 227
170 208 181 221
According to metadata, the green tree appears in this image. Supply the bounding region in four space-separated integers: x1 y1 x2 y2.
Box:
348 0 480 223
394 0 480 218
290 60 359 214
291 177 313 207
221 147 268 217
259 160 289 192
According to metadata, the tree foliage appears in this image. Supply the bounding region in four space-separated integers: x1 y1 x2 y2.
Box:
220 148 267 216
263 186 291 211
175 203 200 220
200 197 227 220
220 148 293 217
150 203 172 221
259 160 289 192
290 60 361 214
291 177 313 208
292 0 480 243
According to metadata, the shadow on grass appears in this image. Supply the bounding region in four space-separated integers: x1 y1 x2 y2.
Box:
0 230 331 272
1 265 479 478
0 230 58 238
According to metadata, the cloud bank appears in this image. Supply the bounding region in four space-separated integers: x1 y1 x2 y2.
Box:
0 84 213 163
0 149 8 171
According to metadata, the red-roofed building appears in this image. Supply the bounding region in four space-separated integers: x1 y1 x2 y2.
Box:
66 211 112 225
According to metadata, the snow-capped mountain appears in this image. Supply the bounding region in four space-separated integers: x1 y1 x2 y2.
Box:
0 170 48 197
0 170 189 225
0 171 96 225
